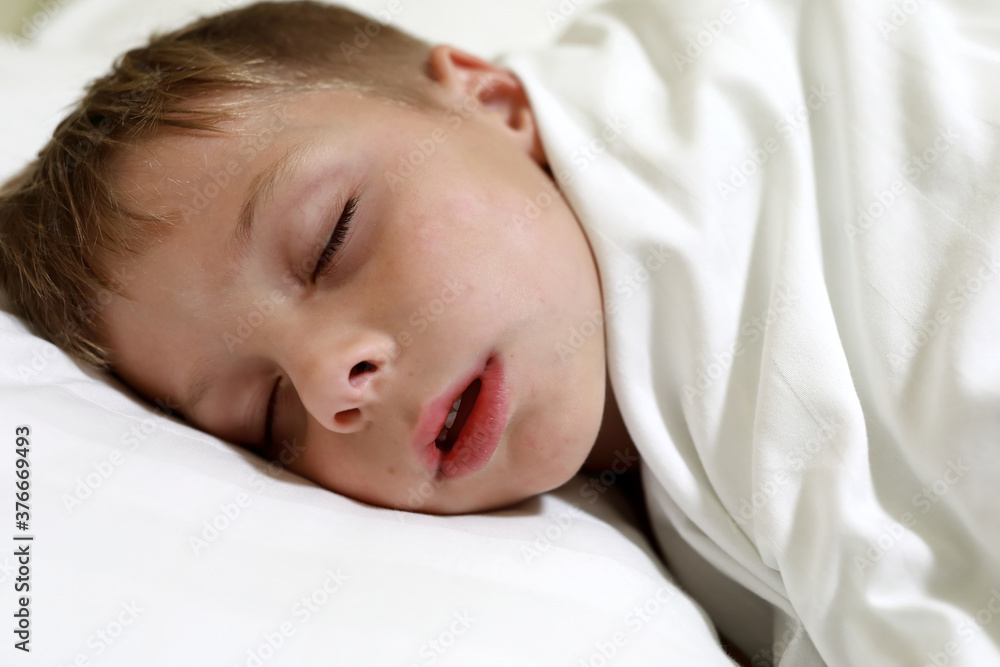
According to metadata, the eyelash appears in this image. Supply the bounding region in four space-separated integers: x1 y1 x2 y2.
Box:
313 195 359 279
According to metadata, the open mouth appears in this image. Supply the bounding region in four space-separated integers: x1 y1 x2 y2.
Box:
410 354 508 479
435 379 481 453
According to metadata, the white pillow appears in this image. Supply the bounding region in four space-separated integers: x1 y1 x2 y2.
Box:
0 311 737 665
0 1 738 664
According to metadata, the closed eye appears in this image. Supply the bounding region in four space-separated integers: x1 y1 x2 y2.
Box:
312 195 358 279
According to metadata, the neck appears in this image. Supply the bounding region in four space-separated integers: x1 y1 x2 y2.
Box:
582 370 640 473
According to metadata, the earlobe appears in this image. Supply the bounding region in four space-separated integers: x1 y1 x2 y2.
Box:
427 45 548 166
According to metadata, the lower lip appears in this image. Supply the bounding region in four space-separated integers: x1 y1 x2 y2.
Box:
437 356 509 479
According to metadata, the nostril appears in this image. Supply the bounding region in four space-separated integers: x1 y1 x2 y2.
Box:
350 361 377 378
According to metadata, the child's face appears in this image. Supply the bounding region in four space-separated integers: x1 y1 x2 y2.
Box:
100 50 608 514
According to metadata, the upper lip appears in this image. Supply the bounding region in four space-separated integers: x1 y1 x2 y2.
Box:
410 355 488 472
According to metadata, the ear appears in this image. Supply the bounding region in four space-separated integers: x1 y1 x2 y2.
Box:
427 45 547 166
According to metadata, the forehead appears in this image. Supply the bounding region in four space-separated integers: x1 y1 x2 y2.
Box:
110 87 427 214
112 104 292 207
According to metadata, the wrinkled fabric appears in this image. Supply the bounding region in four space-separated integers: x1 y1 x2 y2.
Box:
503 0 1000 664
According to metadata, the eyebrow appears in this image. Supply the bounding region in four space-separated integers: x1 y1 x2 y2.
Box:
224 141 315 282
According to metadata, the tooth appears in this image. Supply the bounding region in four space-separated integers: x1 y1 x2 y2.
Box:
444 396 461 429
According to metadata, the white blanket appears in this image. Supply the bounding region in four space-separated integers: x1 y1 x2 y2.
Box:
503 0 1000 664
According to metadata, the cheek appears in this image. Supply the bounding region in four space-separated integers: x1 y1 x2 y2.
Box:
380 195 514 317
285 432 366 496
517 391 601 471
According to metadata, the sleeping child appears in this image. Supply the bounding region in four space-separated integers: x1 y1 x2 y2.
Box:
2 0 999 664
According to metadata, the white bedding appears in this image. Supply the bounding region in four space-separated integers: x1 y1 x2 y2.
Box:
0 308 733 666
502 0 1000 664
0 0 740 665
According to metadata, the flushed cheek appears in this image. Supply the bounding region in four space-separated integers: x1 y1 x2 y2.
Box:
422 184 513 248
516 378 600 467
513 408 580 468
290 440 366 493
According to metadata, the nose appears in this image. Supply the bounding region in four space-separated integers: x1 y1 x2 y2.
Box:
287 336 396 434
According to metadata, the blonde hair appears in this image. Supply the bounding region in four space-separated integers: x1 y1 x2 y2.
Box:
0 0 435 369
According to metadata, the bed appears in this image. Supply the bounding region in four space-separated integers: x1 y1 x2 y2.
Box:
0 0 741 665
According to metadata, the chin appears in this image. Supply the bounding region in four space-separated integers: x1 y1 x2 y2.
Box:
419 463 579 516
402 398 603 516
